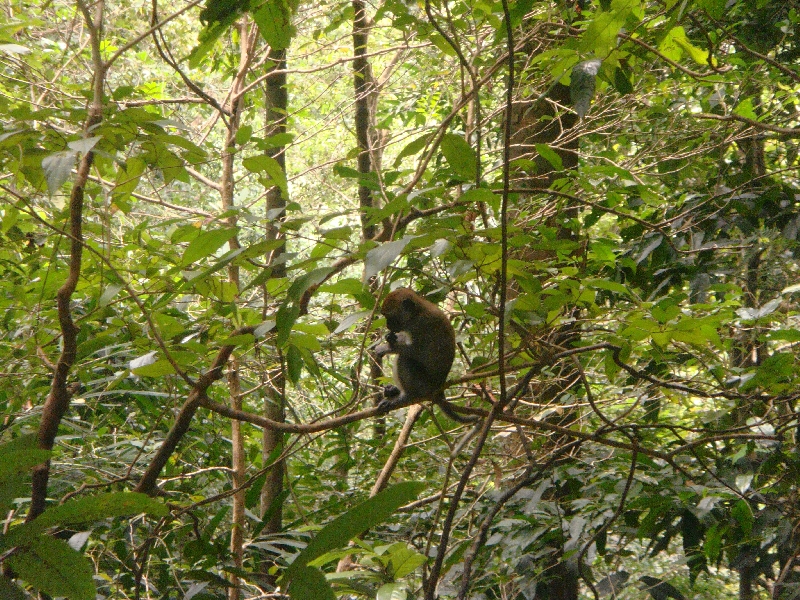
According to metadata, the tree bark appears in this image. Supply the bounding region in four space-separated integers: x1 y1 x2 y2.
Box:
260 45 289 586
28 0 105 523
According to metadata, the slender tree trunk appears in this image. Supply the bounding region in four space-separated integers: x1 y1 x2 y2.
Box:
260 46 289 586
227 364 245 600
351 0 387 439
353 0 375 240
28 0 105 523
221 21 251 600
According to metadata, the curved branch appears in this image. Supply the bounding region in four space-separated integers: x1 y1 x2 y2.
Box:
28 0 106 522
695 112 800 137
134 326 256 495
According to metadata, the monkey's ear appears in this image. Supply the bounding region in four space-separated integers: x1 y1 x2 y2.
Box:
401 297 417 312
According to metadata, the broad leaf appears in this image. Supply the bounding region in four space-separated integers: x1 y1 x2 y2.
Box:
364 238 412 281
287 565 336 600
181 227 239 266
440 133 476 181
7 536 95 600
284 481 424 582
42 151 76 194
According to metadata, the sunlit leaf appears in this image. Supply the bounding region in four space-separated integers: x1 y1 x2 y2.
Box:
440 133 475 181
364 237 412 281
42 151 76 194
181 227 239 266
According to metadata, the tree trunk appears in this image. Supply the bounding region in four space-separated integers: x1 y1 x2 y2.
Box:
259 45 289 586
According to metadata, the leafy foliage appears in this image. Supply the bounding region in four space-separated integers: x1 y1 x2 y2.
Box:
0 0 798 598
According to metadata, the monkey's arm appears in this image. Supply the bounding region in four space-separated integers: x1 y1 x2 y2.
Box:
373 331 413 358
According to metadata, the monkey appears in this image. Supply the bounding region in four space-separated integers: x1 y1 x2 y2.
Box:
374 287 477 424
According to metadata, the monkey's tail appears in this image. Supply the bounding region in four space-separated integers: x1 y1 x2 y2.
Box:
435 392 478 424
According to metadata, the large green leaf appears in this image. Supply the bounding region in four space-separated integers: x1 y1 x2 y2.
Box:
284 481 424 583
287 565 336 600
364 238 412 281
181 227 239 266
242 154 289 197
7 535 95 600
10 492 167 541
253 0 296 50
440 133 475 181
0 434 51 481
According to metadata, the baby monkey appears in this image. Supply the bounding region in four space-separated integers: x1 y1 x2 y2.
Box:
374 288 476 423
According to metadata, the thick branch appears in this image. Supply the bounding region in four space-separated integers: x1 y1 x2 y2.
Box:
28 0 106 522
135 327 255 495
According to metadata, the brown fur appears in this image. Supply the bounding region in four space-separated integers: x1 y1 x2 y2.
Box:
375 288 475 423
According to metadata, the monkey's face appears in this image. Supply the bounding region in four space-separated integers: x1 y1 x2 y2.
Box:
381 290 419 332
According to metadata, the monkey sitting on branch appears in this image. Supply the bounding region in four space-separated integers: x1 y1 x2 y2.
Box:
374 287 477 424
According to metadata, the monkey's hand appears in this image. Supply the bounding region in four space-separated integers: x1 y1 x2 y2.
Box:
373 331 400 358
391 331 412 346
376 386 403 414
383 384 401 398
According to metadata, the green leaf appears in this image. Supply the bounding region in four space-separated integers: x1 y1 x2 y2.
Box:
613 66 633 94
393 133 431 167
0 473 28 515
130 359 175 377
660 26 715 66
181 227 239 266
7 535 95 600
0 434 51 481
286 267 335 303
253 0 296 50
284 482 424 583
243 154 289 197
733 98 757 120
41 151 77 195
584 279 631 296
364 238 412 281
386 544 426 578
287 565 336 600
276 302 301 348
741 353 795 392
535 143 564 171
377 582 409 600
459 187 498 213
189 0 245 68
199 0 248 25
580 10 626 56
235 124 253 145
333 163 360 178
731 500 753 537
33 492 167 530
430 33 457 57
262 132 295 148
704 524 723 562
440 133 476 181
286 344 303 384
696 0 725 19
220 333 255 346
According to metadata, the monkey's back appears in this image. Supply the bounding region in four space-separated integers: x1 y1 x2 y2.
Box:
405 307 455 390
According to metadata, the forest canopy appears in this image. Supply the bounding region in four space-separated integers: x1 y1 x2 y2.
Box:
1 0 799 598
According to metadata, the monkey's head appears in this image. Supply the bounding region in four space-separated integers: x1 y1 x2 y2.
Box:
381 288 420 332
